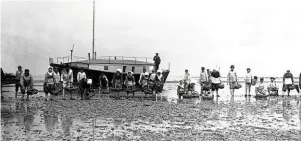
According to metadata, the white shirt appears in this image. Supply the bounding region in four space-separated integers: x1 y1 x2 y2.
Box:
245 73 252 83
150 73 156 81
199 72 208 82
228 71 237 82
183 73 191 83
77 72 87 82
53 72 60 83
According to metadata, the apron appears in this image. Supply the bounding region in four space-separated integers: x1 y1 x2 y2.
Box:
212 78 221 84
284 78 292 85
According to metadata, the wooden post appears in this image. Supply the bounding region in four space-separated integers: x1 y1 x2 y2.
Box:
88 53 91 69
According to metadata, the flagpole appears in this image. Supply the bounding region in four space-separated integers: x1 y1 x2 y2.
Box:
92 0 95 59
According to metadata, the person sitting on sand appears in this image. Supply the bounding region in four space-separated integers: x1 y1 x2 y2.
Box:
268 77 278 95
20 69 34 101
199 67 208 94
44 66 55 101
112 68 123 89
255 78 267 96
282 70 294 97
99 73 109 90
177 80 185 99
125 71 136 89
227 65 237 95
183 69 191 94
252 76 258 86
245 68 252 97
155 69 164 93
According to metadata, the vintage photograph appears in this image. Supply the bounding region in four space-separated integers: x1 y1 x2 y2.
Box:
1 0 301 140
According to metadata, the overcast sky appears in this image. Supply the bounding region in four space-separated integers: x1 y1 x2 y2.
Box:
1 0 301 78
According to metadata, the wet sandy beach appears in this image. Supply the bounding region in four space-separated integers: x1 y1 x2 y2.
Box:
1 83 301 141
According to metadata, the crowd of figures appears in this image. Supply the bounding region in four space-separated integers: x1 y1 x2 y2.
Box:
11 63 166 101
177 65 301 99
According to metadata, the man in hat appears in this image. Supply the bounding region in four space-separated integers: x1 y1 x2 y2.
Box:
227 65 237 95
15 66 23 97
282 70 294 96
244 68 252 96
153 53 161 72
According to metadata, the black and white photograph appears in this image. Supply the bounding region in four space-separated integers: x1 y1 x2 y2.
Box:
1 0 301 140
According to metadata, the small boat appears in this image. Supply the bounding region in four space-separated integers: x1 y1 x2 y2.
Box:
182 91 200 99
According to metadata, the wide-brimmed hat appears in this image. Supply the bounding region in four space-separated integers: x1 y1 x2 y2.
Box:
18 66 22 68
116 68 122 72
247 68 250 70
48 66 53 70
270 77 275 80
230 65 235 68
127 71 133 74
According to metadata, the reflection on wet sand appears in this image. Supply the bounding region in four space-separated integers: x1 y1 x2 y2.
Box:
1 83 301 140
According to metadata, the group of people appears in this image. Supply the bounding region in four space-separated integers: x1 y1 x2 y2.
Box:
177 65 301 98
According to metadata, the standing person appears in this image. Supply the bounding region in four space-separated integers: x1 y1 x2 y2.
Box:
245 68 252 97
77 68 87 100
155 69 165 93
20 69 34 101
53 67 60 84
149 69 157 91
99 73 109 89
112 69 123 88
153 53 161 72
211 68 221 97
60 64 73 100
227 65 238 95
44 67 55 101
15 66 23 98
282 70 294 97
139 67 148 85
183 69 191 94
199 67 208 94
125 71 136 97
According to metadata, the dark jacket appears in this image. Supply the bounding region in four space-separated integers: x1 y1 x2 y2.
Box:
153 56 161 64
283 72 294 83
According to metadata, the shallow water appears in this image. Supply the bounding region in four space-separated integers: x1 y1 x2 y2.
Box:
1 84 301 140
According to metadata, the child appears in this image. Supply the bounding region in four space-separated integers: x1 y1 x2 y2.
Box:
211 68 221 97
227 65 237 95
255 78 267 96
177 80 185 99
245 68 252 96
268 77 278 95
